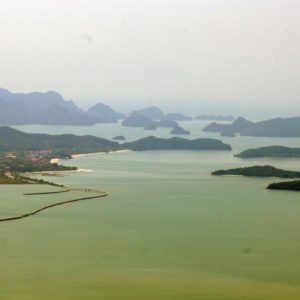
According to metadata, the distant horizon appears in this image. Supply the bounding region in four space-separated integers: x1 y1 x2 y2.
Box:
3 83 300 120
1 0 300 118
1 85 299 121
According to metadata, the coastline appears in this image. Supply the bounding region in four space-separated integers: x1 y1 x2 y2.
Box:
23 169 94 178
71 149 131 158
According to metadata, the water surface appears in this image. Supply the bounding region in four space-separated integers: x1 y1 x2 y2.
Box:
1 123 300 299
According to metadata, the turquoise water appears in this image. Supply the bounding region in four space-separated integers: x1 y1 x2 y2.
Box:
1 123 300 299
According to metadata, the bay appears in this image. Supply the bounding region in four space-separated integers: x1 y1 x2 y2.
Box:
0 121 300 299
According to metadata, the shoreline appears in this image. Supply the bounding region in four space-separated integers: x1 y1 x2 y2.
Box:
29 168 94 176
49 149 131 164
71 149 131 158
213 174 296 179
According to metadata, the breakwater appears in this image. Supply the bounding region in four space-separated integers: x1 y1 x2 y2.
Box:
0 188 108 222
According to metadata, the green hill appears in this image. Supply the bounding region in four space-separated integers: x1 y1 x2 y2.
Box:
236 146 300 158
124 136 231 151
267 180 300 191
0 127 232 154
0 126 119 154
212 165 300 178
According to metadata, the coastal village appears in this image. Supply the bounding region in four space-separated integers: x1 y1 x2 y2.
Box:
0 149 75 176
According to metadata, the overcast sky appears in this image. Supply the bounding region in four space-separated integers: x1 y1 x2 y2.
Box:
1 0 299 116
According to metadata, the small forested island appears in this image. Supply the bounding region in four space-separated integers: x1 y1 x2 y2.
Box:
112 135 126 141
212 165 300 178
236 146 300 158
170 124 191 135
267 180 300 191
123 136 231 151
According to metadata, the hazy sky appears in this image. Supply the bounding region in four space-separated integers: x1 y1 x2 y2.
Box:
1 0 300 116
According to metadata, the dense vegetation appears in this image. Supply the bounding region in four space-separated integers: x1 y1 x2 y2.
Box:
1 158 76 173
123 136 231 151
212 165 300 178
267 180 300 191
0 170 28 184
236 146 300 158
0 127 232 185
0 127 231 153
112 136 126 141
0 126 119 153
0 170 65 186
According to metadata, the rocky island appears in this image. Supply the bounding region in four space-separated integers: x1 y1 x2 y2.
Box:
203 116 300 137
170 124 191 135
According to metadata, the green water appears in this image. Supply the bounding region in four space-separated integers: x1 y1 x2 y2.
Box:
1 123 300 299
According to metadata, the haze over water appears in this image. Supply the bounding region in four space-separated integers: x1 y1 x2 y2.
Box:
1 0 300 299
1 0 300 117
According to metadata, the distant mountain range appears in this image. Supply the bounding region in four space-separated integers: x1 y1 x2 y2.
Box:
203 116 300 137
121 112 178 130
133 107 192 121
121 107 194 133
0 87 237 127
87 103 125 123
0 88 124 126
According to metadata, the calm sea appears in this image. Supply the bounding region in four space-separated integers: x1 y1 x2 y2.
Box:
0 121 300 299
